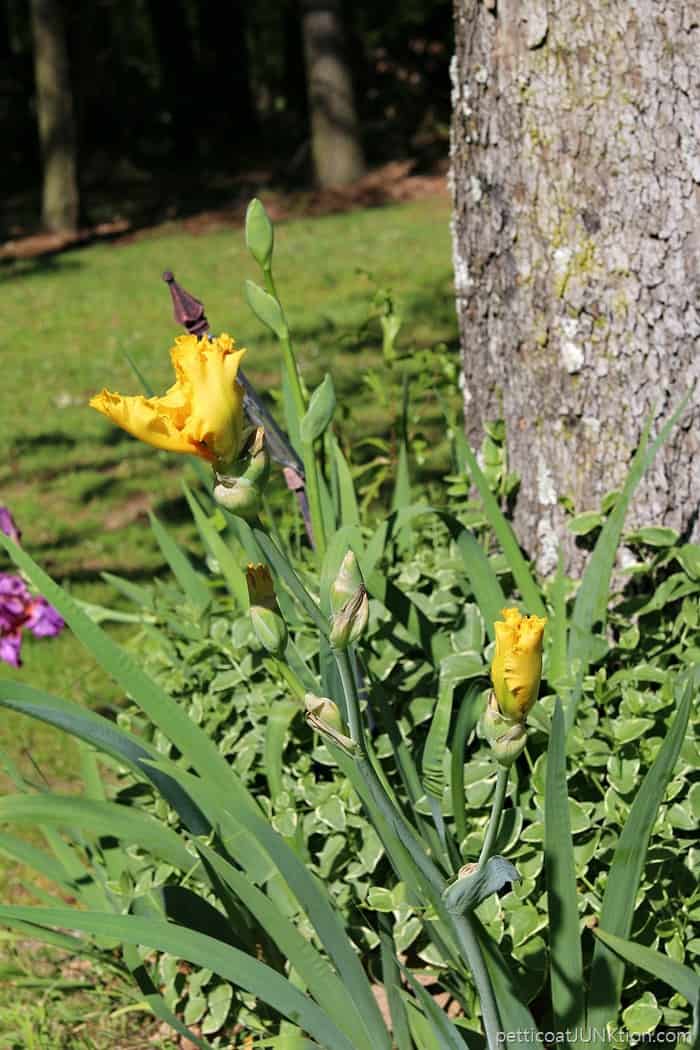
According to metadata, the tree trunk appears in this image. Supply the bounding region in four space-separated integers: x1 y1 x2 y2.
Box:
196 2 257 145
450 1 699 575
301 0 365 187
30 0 79 233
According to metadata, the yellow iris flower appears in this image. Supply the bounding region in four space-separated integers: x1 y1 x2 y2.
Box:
491 607 546 721
90 333 246 466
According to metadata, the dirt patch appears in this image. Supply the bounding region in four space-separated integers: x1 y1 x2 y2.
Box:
1 161 448 262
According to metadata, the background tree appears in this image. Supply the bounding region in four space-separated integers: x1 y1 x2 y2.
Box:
300 0 366 187
30 0 79 232
451 1 699 573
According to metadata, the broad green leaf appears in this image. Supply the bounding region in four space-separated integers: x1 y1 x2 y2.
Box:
626 525 679 547
379 924 412 1050
142 760 392 1050
544 700 584 1032
567 511 603 536
197 845 374 1050
100 571 153 607
459 440 545 619
122 942 214 1050
245 198 274 269
401 962 468 1049
593 928 700 1008
245 279 287 339
546 551 568 685
475 917 540 1040
183 483 248 609
0 795 197 877
0 832 73 891
0 916 111 963
443 856 519 916
451 685 487 844
331 436 360 527
456 531 506 641
149 511 210 611
264 699 300 801
568 397 689 724
423 674 456 799
300 374 336 445
0 683 209 837
587 679 692 1034
0 907 357 1050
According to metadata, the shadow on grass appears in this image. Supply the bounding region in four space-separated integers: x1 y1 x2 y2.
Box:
0 253 83 283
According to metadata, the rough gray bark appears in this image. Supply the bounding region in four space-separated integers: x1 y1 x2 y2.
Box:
30 0 79 233
301 1 366 187
450 1 699 575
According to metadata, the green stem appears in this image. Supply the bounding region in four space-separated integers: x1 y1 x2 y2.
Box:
333 647 366 751
301 440 327 561
263 265 306 424
333 647 502 1050
273 659 306 702
452 915 502 1050
478 766 509 869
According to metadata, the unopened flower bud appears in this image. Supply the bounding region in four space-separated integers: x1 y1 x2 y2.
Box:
330 550 364 615
246 563 287 656
213 427 270 519
250 605 287 656
480 692 528 768
330 585 369 650
304 693 355 753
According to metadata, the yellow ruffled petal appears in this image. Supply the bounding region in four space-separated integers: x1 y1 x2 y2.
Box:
170 333 246 464
491 608 546 721
89 389 198 455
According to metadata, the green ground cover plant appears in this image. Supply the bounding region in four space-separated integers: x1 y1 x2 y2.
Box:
0 200 697 1048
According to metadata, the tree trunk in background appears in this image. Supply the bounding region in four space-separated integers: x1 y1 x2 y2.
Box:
301 0 365 187
197 1 257 145
148 0 198 156
30 0 79 232
451 1 699 575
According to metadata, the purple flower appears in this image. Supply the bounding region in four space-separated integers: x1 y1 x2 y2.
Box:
0 572 64 666
0 573 30 628
0 629 22 667
0 507 21 544
25 597 65 638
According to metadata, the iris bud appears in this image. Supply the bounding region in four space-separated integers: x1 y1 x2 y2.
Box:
214 427 270 519
246 563 287 656
329 550 369 649
304 693 355 753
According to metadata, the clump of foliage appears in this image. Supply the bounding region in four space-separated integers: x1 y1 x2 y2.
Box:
0 201 696 1049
